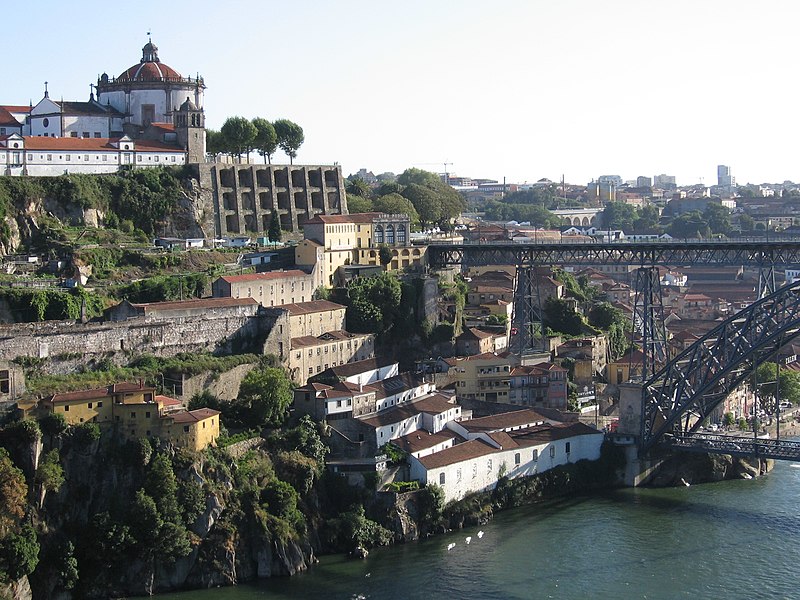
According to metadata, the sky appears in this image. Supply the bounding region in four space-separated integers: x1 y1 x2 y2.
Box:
8 0 800 186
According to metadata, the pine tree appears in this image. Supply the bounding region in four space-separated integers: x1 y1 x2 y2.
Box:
268 211 282 243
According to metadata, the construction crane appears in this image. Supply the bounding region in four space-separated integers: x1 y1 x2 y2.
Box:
414 162 454 184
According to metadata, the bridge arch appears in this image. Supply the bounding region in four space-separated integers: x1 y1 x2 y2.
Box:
640 278 800 452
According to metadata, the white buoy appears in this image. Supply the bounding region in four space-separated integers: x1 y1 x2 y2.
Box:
365 573 371 578
465 536 472 544
477 530 484 539
447 543 456 551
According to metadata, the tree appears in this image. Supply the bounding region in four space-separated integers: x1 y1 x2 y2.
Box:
39 412 67 442
755 362 800 408
205 128 227 157
252 118 278 164
268 211 282 243
668 211 710 238
237 366 293 427
373 193 419 224
402 183 442 229
35 449 64 507
704 202 732 236
738 213 755 232
543 297 584 336
633 205 661 233
129 489 161 551
345 272 403 335
2 524 39 580
397 168 440 187
273 119 305 164
347 195 373 213
0 448 26 536
601 202 636 231
378 244 392 267
346 176 372 200
588 302 624 330
220 116 257 161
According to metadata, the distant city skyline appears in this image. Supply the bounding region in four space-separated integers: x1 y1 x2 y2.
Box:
6 0 800 186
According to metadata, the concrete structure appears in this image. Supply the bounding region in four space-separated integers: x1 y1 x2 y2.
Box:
203 163 348 237
42 382 220 451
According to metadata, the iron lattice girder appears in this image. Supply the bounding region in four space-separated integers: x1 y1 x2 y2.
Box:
427 240 800 269
640 279 800 453
671 433 800 462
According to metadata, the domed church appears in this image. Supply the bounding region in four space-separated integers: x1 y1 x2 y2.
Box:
96 38 205 135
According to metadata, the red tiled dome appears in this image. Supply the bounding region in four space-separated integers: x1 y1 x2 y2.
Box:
118 61 181 82
117 40 182 82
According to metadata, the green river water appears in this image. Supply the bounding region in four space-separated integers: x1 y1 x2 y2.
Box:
159 460 800 599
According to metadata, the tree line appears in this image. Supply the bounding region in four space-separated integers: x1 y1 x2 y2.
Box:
207 117 304 164
345 167 466 231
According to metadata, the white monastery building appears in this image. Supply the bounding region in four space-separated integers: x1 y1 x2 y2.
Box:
0 38 205 176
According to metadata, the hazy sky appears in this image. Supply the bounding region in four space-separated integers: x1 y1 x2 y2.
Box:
8 0 800 186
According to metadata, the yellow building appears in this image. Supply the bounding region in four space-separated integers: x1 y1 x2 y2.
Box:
446 352 516 403
42 382 220 450
295 212 425 286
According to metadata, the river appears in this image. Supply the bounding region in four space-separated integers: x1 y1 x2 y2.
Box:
160 461 800 599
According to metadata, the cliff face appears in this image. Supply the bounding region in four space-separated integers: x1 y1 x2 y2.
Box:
27 435 317 600
0 171 208 256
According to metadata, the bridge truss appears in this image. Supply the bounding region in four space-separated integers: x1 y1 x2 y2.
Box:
427 240 800 269
640 279 800 454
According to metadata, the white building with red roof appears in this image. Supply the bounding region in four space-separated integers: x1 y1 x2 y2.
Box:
409 417 604 502
1 38 205 175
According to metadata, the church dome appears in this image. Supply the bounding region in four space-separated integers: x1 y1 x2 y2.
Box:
179 97 198 111
117 39 182 82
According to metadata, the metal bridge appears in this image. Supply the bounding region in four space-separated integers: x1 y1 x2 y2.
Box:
427 239 800 269
671 433 800 462
428 238 800 461
639 278 800 459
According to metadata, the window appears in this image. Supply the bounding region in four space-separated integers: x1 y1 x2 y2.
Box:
456 468 462 482
47 154 52 161
0 370 9 394
87 402 93 409
183 425 190 433
94 132 101 138
130 412 136 418
83 132 89 138
308 368 313 375
565 442 571 454
97 402 102 408
70 132 77 137
64 405 70 412
549 446 556 458
515 452 521 465
145 411 151 419
532 449 538 461
487 459 493 472
43 118 49 127
439 472 446 485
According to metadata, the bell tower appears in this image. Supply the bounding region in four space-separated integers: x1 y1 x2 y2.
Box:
174 96 206 164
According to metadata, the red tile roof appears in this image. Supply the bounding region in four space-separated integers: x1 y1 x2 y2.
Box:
392 429 461 454
18 136 183 152
0 105 31 114
278 300 346 315
131 297 258 312
169 408 220 424
305 213 379 224
219 270 309 284
0 107 21 127
457 409 547 433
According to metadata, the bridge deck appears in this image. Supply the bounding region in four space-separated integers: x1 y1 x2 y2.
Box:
670 433 800 462
428 239 800 268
